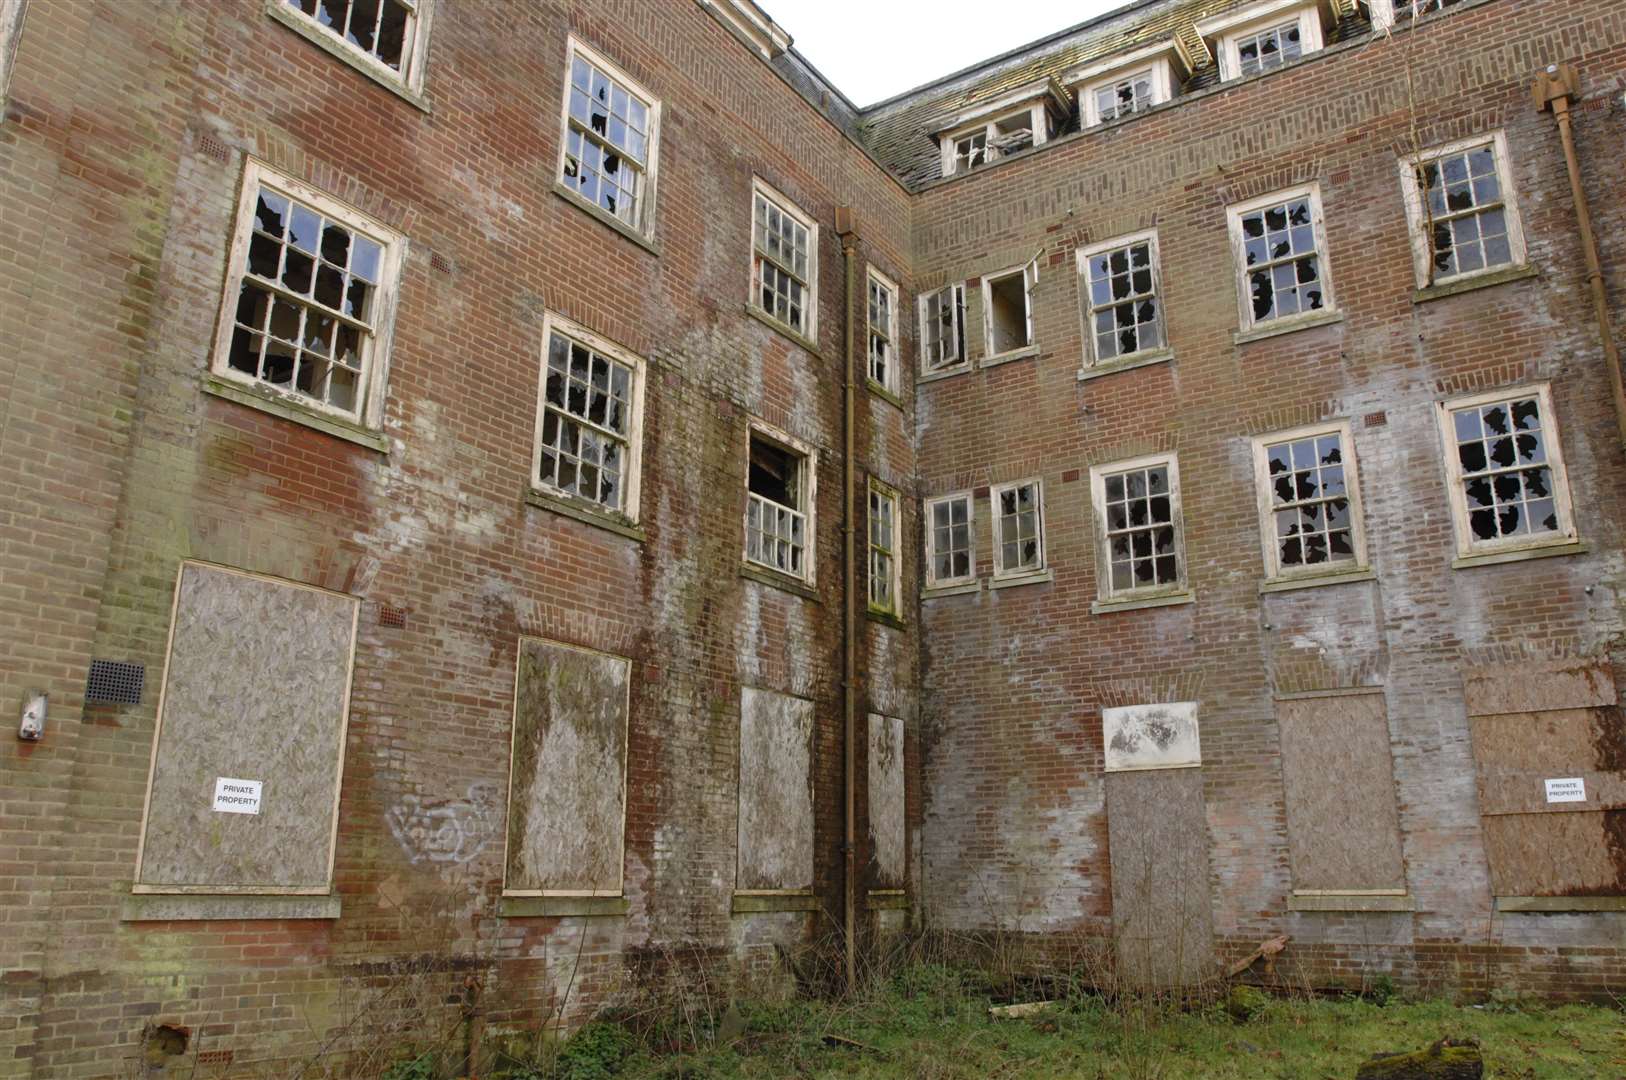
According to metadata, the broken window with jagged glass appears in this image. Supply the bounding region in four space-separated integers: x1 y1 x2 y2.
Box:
867 270 898 394
283 0 427 89
1082 234 1163 365
1094 72 1154 123
1100 461 1181 595
1448 393 1567 547
561 44 656 235
1235 190 1328 327
1235 20 1301 76
537 325 640 516
921 283 966 373
1418 142 1512 280
926 493 974 587
752 183 816 338
868 481 899 614
1261 429 1361 576
992 480 1044 578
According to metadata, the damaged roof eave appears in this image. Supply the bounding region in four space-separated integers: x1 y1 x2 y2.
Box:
928 76 1072 139
1059 35 1200 90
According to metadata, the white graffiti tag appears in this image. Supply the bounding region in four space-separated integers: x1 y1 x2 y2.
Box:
386 782 500 866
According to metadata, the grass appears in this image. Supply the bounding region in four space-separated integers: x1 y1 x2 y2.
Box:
522 965 1626 1080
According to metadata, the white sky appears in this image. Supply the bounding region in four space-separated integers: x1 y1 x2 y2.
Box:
775 0 1129 107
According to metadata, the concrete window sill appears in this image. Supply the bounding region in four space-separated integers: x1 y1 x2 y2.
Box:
123 893 342 922
552 184 661 256
923 580 981 600
1451 540 1587 570
918 364 971 385
500 895 630 918
266 2 431 113
1091 589 1194 615
989 569 1053 591
1495 895 1626 913
867 379 906 410
1259 569 1376 594
980 344 1040 369
203 376 390 454
732 892 819 913
740 562 821 602
1412 263 1537 304
866 607 906 631
1233 308 1343 345
1288 893 1415 913
1077 347 1174 382
524 488 647 542
744 303 822 357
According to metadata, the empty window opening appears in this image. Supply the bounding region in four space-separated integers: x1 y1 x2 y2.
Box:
1450 395 1560 543
1095 72 1153 122
1262 429 1358 573
746 430 810 579
927 493 974 587
536 320 643 517
1234 190 1327 327
867 270 898 394
868 482 900 615
921 284 966 373
282 0 426 86
1099 461 1181 595
991 113 1034 156
751 182 816 338
1236 20 1301 76
992 480 1044 577
984 263 1036 356
1082 235 1162 364
560 43 657 233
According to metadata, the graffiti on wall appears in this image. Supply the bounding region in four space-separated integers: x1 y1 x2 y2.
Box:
386 781 501 866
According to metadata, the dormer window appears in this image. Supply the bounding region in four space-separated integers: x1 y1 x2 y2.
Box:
935 79 1067 178
1196 0 1327 82
1063 39 1192 129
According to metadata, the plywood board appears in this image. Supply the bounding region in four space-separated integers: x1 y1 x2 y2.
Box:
1462 659 1616 717
867 712 906 889
1469 708 1626 774
504 639 630 894
1480 810 1626 897
1103 701 1201 773
1276 693 1406 892
1106 768 1213 986
136 563 358 891
737 687 815 892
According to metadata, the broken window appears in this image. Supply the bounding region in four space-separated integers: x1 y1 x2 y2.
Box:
534 314 646 521
920 283 966 374
1253 422 1367 581
991 479 1044 579
1235 21 1301 76
280 0 429 91
745 422 814 581
925 492 975 588
1399 132 1525 287
560 39 660 237
982 260 1038 357
867 268 899 395
868 479 900 615
751 179 817 339
212 161 401 427
1198 2 1324 83
1092 455 1186 600
1228 185 1332 330
952 130 988 173
939 103 1048 177
1093 72 1154 123
1438 384 1576 556
1079 232 1164 366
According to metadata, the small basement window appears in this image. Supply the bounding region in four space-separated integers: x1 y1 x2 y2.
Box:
982 261 1037 358
745 423 815 581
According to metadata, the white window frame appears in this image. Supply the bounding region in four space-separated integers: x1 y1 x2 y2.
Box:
530 311 649 525
1068 42 1185 128
1397 130 1526 290
919 283 967 377
1435 383 1577 560
867 478 901 616
1076 230 1167 371
938 100 1050 178
273 0 433 96
1196 0 1324 82
1251 420 1369 583
1089 454 1189 604
981 259 1039 361
748 177 819 342
743 418 818 583
0 0 25 110
1225 182 1336 334
924 491 976 589
867 267 900 396
208 158 405 433
989 478 1046 581
556 35 662 241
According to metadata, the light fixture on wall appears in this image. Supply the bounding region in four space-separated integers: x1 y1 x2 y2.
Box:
18 691 46 741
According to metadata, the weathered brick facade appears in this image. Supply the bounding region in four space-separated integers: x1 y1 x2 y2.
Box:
1 0 1623 1074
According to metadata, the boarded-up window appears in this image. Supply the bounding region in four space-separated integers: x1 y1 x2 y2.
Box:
868 713 905 890
1275 690 1406 893
134 563 359 893
737 687 814 892
504 638 630 896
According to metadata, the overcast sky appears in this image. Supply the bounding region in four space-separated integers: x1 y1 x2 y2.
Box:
775 0 1128 107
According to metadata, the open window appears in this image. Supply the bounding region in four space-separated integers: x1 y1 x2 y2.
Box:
934 79 1067 178
744 421 816 582
919 283 966 376
982 260 1038 359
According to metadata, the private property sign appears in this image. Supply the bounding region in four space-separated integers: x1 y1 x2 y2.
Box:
1543 777 1586 804
212 777 263 815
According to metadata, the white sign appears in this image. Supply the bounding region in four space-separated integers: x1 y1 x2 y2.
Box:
213 777 263 815
1544 777 1586 804
1103 701 1202 773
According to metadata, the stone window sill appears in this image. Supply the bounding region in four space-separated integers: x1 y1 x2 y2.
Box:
990 568 1053 591
525 487 647 542
1091 589 1195 615
744 304 822 357
551 182 661 257
123 892 341 922
981 344 1040 369
266 2 431 113
741 562 821 602
500 895 630 918
1413 263 1537 304
1259 569 1376 594
1452 540 1587 570
868 890 909 911
866 607 906 631
918 364 971 385
732 891 819 913
203 376 390 453
923 580 981 600
1495 895 1626 913
1233 308 1343 345
867 379 906 410
1078 347 1174 381
1288 892 1415 913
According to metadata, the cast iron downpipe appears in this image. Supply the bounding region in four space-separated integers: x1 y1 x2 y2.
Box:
836 205 858 992
1533 63 1626 448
